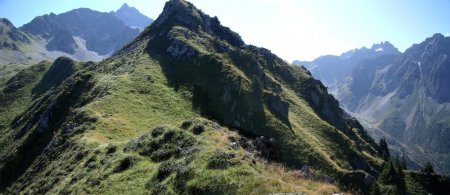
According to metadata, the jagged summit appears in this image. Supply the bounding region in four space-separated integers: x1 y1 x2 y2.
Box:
154 0 244 47
370 41 399 53
0 18 14 28
432 32 445 39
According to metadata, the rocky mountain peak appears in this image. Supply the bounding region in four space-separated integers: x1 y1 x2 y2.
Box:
155 0 244 47
120 3 131 9
370 41 399 53
431 33 445 39
338 41 399 62
116 3 141 17
113 3 153 30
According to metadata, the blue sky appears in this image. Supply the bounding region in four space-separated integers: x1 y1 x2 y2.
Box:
1 0 450 61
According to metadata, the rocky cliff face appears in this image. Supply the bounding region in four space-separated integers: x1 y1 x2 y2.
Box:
335 34 450 175
21 8 140 56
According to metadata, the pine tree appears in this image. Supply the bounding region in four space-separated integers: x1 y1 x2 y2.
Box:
422 162 435 174
396 164 406 193
378 161 397 185
370 181 381 195
400 155 407 170
395 155 400 165
378 138 390 160
377 160 407 194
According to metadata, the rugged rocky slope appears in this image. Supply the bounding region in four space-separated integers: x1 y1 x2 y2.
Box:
0 5 150 89
0 18 55 86
20 8 140 57
0 0 384 193
0 4 149 68
335 34 450 175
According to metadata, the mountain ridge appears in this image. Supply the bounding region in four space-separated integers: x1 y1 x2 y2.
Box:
0 0 385 193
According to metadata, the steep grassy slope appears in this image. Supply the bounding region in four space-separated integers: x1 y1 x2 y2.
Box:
1 0 383 193
0 57 90 189
0 57 88 145
0 44 342 195
0 61 51 146
136 0 382 181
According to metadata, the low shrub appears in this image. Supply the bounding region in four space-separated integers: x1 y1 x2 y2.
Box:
146 181 167 195
187 172 237 195
105 144 117 154
181 119 193 129
207 150 230 169
192 124 205 135
174 164 195 192
124 126 199 162
151 127 165 138
114 156 138 173
157 160 184 180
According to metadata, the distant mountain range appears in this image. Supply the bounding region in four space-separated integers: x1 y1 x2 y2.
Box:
0 3 152 64
295 34 450 175
20 8 140 58
293 41 400 89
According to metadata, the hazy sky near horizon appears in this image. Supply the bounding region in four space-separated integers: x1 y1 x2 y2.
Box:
1 0 450 61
